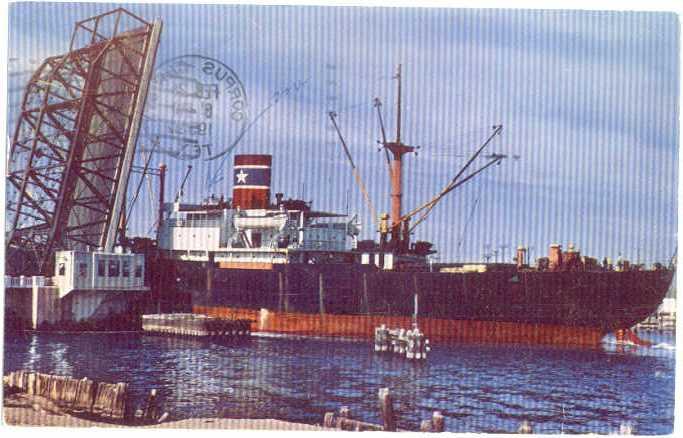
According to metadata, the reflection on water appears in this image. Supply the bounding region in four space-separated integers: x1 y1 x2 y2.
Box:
3 331 674 434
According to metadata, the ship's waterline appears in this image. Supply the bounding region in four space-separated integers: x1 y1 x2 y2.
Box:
194 306 604 347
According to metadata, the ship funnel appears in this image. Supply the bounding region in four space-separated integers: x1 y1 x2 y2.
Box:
233 154 272 209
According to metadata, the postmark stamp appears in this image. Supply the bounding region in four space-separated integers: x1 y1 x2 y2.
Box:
141 55 249 161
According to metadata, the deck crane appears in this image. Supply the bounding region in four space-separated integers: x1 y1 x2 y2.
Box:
330 64 513 256
374 64 422 247
402 125 505 234
373 65 511 254
174 164 193 203
373 97 393 174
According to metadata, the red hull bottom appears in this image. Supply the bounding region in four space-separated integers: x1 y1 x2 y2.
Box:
193 306 604 347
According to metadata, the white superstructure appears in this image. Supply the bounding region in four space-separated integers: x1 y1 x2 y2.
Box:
157 198 361 265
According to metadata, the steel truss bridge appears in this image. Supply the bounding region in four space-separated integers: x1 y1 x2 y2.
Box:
6 8 162 275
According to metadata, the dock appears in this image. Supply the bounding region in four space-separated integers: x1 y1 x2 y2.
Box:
633 312 675 333
142 314 251 338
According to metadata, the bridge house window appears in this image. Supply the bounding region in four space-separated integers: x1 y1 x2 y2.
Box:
135 264 143 278
108 260 119 277
79 263 87 277
122 260 130 277
97 260 106 277
252 232 262 248
58 263 65 276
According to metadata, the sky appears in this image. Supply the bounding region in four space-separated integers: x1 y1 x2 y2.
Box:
5 2 680 265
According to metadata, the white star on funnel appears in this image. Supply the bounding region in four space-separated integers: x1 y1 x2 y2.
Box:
236 169 248 184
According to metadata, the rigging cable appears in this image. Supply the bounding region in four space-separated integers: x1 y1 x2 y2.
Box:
457 198 481 249
145 153 159 235
457 165 491 249
125 138 158 230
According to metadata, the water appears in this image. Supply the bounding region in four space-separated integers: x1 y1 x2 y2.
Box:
3 331 675 434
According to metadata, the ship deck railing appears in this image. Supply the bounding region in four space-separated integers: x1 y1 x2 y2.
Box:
5 275 55 288
166 218 222 228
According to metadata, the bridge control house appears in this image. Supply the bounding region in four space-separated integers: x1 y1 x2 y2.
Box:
5 249 148 329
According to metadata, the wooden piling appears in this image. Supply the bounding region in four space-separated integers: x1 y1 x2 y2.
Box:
3 371 129 420
91 381 128 420
619 422 633 435
431 411 445 432
35 373 50 397
26 372 36 395
322 412 383 431
337 417 383 431
518 420 533 434
60 376 81 407
73 377 97 411
378 387 397 432
323 412 336 428
143 388 158 420
320 387 446 432
420 411 444 432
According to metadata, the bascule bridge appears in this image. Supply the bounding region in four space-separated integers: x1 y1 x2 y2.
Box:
6 8 162 276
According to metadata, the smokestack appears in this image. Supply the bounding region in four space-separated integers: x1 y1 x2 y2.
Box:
232 154 272 209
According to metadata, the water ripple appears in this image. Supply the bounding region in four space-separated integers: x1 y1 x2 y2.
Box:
3 331 674 434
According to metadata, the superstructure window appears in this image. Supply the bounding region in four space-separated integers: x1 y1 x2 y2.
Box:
58 263 65 276
97 260 106 277
108 260 119 277
79 263 87 278
122 260 130 277
135 264 143 278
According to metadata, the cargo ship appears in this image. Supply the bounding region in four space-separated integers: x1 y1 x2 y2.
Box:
154 67 674 347
154 154 673 347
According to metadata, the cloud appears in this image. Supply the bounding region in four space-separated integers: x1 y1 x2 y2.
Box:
6 4 678 263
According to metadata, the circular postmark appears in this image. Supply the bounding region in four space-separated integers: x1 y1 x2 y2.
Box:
141 55 249 161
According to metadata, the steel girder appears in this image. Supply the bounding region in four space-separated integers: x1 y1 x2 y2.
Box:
6 8 161 274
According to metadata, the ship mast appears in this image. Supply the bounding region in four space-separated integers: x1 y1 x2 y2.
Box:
384 64 415 246
396 64 402 144
336 65 508 256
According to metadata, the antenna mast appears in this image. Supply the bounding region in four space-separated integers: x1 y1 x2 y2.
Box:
396 64 402 144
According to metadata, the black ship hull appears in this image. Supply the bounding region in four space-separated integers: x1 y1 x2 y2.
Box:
158 260 673 346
